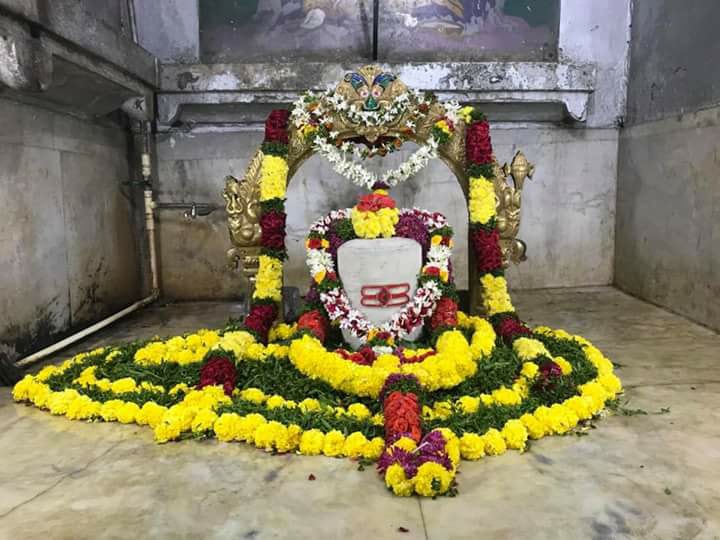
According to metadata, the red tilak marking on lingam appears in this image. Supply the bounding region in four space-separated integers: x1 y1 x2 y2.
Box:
360 283 410 307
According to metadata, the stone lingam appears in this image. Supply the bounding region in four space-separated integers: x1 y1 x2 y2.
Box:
337 237 424 349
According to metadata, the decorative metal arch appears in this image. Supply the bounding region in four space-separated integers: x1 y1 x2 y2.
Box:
223 65 534 314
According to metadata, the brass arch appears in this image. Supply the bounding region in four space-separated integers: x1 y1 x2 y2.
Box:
223 65 533 315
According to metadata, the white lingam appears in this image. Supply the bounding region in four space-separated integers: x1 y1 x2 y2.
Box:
337 237 423 349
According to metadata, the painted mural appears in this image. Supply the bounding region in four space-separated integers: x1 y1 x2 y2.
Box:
199 0 559 63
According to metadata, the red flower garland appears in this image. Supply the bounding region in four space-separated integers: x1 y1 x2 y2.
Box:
383 390 422 443
431 297 458 330
466 120 493 165
259 210 286 251
197 355 238 396
265 109 291 144
495 316 532 345
297 309 329 343
471 228 504 273
356 191 397 212
244 303 278 343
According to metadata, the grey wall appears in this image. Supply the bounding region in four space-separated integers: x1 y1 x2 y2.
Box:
155 122 619 300
615 1 720 331
0 98 142 360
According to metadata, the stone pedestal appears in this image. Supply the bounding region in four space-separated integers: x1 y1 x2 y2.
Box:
337 237 423 348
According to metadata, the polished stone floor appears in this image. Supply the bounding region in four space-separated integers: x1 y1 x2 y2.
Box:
1 287 719 540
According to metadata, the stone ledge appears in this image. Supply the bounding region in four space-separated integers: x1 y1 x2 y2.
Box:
157 61 596 127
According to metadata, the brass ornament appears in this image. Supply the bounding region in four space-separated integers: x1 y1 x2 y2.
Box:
223 151 263 285
223 66 534 314
494 151 535 266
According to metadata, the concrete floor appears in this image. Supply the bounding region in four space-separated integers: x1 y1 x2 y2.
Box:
1 287 719 540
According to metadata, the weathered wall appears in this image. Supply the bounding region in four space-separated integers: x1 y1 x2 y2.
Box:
0 98 141 360
155 124 618 300
615 1 720 331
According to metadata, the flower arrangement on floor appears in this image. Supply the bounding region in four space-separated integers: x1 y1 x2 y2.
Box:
12 103 623 499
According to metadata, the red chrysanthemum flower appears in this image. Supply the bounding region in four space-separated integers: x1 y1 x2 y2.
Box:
244 303 278 343
260 210 286 251
297 309 328 343
264 109 291 144
431 297 458 330
197 355 237 396
471 228 504 273
495 316 532 345
466 120 493 165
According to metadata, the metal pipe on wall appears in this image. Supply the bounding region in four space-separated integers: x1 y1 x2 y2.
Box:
15 121 160 369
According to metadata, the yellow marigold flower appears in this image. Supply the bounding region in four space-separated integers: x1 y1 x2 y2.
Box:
459 105 474 124
483 428 507 456
169 383 190 396
347 403 371 421
214 412 242 442
564 395 594 421
191 409 218 433
30 383 51 408
374 354 400 370
513 337 550 361
414 462 453 497
299 429 325 455
65 395 100 420
154 418 183 443
480 274 514 315
236 413 267 442
492 387 522 406
521 362 539 379
468 176 496 225
313 270 326 284
110 377 137 395
351 207 399 239
433 401 453 420
240 388 267 404
254 420 285 451
501 419 528 451
554 356 573 375
520 413 546 439
363 437 386 460
273 423 294 453
252 255 283 302
283 424 303 453
480 393 494 406
456 396 480 414
431 234 442 246
385 463 414 497
598 373 623 396
116 402 141 424
392 437 417 453
35 365 59 382
137 401 168 428
436 428 460 466
322 430 346 457
460 432 486 460
265 395 286 410
259 155 288 201
100 399 124 421
579 381 608 413
343 432 370 459
371 413 384 426
299 398 321 413
12 375 35 402
269 323 297 342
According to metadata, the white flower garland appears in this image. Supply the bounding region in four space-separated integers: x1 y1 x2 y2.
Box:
314 137 439 190
307 208 452 345
292 89 457 190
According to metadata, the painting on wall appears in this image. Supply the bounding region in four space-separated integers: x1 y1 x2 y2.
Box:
199 0 559 63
